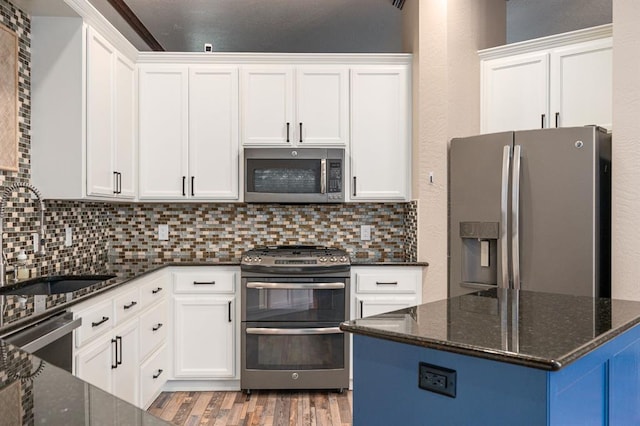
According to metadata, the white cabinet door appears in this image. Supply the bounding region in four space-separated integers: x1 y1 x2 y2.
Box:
550 38 612 130
241 67 294 146
295 67 349 146
350 67 411 201
189 67 239 199
112 320 139 406
114 54 136 198
173 295 235 378
86 27 115 197
139 66 189 199
481 52 549 133
75 337 115 394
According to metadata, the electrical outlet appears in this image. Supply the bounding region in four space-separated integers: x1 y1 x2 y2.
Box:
360 225 371 241
418 362 456 398
158 224 169 241
65 227 73 247
32 233 39 252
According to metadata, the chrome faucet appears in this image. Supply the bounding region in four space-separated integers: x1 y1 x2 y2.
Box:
0 183 46 286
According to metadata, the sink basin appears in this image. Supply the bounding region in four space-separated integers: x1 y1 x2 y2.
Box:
0 275 116 296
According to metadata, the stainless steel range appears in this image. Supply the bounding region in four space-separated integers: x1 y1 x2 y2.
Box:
240 246 350 393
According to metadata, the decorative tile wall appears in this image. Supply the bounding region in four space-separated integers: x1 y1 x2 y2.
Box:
110 202 412 265
404 200 418 262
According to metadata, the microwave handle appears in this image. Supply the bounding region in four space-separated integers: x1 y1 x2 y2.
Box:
321 159 327 194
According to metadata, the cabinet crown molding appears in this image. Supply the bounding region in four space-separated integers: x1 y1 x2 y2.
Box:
137 52 412 65
479 24 612 60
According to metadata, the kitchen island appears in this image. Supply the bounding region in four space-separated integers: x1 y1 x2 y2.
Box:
341 288 640 425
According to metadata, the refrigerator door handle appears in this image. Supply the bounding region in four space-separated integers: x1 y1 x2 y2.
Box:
511 145 522 289
500 145 511 288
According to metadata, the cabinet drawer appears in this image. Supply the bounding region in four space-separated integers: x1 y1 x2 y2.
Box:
173 269 236 294
114 287 141 324
139 274 168 309
139 301 168 361
355 269 420 294
140 345 168 409
75 299 114 347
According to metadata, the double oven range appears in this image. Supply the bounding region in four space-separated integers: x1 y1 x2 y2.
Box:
240 246 350 393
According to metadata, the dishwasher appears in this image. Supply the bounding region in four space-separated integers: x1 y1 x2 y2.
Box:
1 311 81 373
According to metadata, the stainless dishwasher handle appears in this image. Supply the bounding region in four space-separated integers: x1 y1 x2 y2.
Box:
246 282 345 290
246 327 342 335
3 312 82 354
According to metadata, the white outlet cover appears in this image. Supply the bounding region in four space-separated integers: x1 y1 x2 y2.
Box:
361 225 372 241
158 224 169 241
32 233 39 252
65 227 72 247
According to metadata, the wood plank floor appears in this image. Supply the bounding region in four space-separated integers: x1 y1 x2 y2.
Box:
148 390 353 426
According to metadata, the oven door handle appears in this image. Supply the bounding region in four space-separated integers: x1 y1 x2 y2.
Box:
245 282 345 290
246 327 343 335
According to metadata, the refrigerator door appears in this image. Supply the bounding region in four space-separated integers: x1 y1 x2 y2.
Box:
449 132 514 298
514 127 600 297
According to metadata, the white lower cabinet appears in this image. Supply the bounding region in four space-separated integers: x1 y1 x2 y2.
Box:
173 295 235 378
76 319 139 404
170 267 239 381
355 295 419 318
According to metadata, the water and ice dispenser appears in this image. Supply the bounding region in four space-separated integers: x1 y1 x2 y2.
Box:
459 222 499 286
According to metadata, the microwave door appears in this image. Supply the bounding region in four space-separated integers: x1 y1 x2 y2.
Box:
245 158 327 203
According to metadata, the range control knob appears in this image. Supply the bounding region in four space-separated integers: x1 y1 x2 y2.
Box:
319 257 327 263
330 257 337 263
243 256 252 263
340 256 348 263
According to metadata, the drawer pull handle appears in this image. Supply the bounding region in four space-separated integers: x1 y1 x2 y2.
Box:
193 281 216 285
376 281 399 286
92 316 109 327
153 369 164 379
152 287 163 294
152 323 163 332
124 301 138 310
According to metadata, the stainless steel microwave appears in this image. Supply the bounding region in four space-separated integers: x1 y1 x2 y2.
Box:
244 148 345 203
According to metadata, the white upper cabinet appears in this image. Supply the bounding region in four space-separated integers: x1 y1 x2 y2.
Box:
241 66 349 146
138 65 240 200
480 25 612 134
350 66 411 201
31 21 137 200
189 67 239 199
138 66 189 199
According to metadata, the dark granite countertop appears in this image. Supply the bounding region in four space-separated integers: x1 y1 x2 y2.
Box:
351 261 428 267
340 288 640 371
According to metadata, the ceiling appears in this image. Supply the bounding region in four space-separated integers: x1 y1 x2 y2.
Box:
87 0 404 53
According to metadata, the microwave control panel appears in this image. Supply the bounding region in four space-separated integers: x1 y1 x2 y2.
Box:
328 161 343 193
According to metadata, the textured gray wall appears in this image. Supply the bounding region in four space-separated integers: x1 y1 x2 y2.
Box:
507 0 612 43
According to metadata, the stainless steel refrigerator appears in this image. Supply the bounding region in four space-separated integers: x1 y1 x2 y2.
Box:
449 126 611 298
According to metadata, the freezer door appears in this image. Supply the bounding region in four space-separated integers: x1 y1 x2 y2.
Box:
514 127 601 297
449 132 514 298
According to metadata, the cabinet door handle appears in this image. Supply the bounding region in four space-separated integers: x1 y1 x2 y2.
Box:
111 338 118 369
299 122 303 143
359 301 363 318
92 316 109 327
541 114 546 129
152 323 163 332
353 177 357 197
116 336 123 365
113 171 118 194
555 112 560 128
193 281 216 285
117 172 122 194
153 369 164 379
191 176 195 196
286 122 290 142
376 281 398 286
228 301 232 322
124 301 137 310
182 176 186 196
152 287 163 294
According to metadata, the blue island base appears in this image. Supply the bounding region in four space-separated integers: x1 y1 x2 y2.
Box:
352 329 640 426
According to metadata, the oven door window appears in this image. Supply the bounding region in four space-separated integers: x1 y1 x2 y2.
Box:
244 278 346 322
244 322 345 370
246 159 322 194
